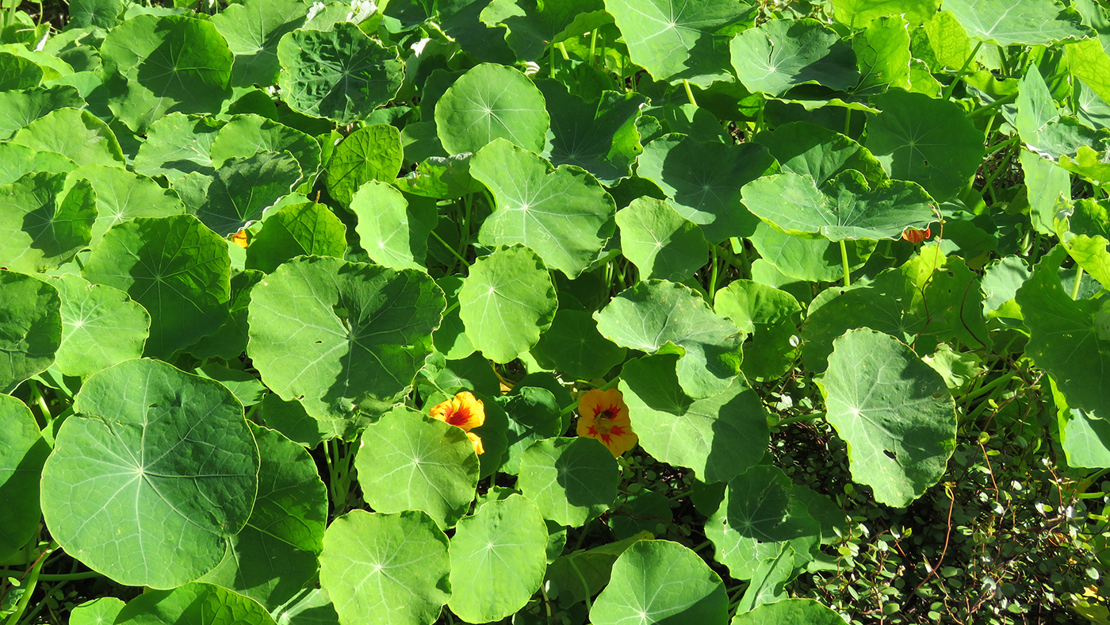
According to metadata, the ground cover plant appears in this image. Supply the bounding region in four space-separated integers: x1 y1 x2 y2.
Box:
2 0 1110 623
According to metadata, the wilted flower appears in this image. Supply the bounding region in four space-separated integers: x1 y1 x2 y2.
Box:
576 388 637 457
901 226 931 244
430 391 485 455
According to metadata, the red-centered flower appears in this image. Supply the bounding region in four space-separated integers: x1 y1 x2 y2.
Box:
901 226 931 245
231 230 249 249
576 388 637 457
429 391 485 431
466 432 485 456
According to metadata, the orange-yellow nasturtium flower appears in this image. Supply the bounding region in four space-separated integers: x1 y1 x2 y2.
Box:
576 388 637 457
231 230 249 248
901 226 931 245
429 391 485 455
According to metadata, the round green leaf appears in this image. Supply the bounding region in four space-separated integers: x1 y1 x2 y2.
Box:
591 540 728 625
277 23 403 125
447 495 549 623
748 221 869 282
458 245 557 363
210 114 322 186
66 164 187 245
350 181 437 271
186 269 264 361
321 510 450 625
0 143 75 187
0 171 97 273
40 359 260 588
197 150 303 236
606 0 749 86
115 583 277 625
326 124 403 206
248 255 445 423
82 215 231 360
69 598 125 625
621 353 769 483
730 598 847 625
434 63 549 155
209 0 307 88
517 437 619 527
752 121 886 187
100 15 234 132
741 171 936 241
470 138 616 278
532 309 626 380
0 395 49 562
133 113 223 180
245 202 347 274
49 274 149 378
0 270 61 393
820 328 956 507
0 51 42 91
943 0 1090 46
355 406 479 530
595 280 743 399
539 80 646 184
636 134 776 243
432 276 476 360
864 89 985 202
498 386 564 474
616 196 710 282
714 280 803 382
730 19 858 96
395 154 484 201
201 423 327 609
10 108 124 167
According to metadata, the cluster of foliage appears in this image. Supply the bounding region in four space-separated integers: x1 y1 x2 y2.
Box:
2 0 1110 623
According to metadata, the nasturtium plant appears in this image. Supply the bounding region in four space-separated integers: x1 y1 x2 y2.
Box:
7 2 1110 622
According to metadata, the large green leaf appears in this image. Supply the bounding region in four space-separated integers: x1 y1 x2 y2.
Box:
620 353 769 483
1052 376 1110 469
0 271 60 393
245 202 347 274
133 113 223 180
517 437 619 527
819 328 956 507
321 510 451 625
616 196 710 282
197 151 302 236
247 256 444 424
66 165 186 245
277 23 403 124
481 0 605 61
531 309 627 380
470 138 616 278
747 221 869 282
0 51 42 91
82 215 230 359
0 171 97 273
457 245 558 363
201 423 326 609
497 386 564 474
48 274 149 378
355 406 479 530
591 540 728 625
10 108 124 167
40 359 260 588
447 495 548 623
350 181 437 271
852 15 912 95
100 15 234 131
752 121 885 187
802 244 991 372
636 134 777 243
69 598 125 625
0 143 75 187
434 63 549 155
115 583 277 625
210 0 307 88
832 0 938 27
1016 245 1110 415
595 280 743 399
865 89 985 202
741 171 936 241
210 114 322 187
0 395 49 562
538 80 645 184
605 0 750 86
730 19 858 96
715 280 803 381
326 124 403 206
730 598 847 624
943 0 1090 46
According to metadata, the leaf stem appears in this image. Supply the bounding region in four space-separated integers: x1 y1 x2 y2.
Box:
588 29 598 66
0 570 101 582
775 412 825 427
839 240 851 287
2 547 49 625
558 377 621 416
430 230 470 267
707 245 719 297
1073 266 1085 300
682 79 697 107
942 40 983 101
843 107 851 137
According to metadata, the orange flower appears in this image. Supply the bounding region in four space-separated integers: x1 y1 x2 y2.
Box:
576 388 637 457
901 226 931 244
231 230 249 248
429 391 485 455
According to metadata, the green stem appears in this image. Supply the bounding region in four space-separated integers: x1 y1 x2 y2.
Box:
3 549 48 625
682 79 697 107
429 230 470 267
942 40 983 101
1073 266 1086 300
28 381 50 428
839 240 851 287
962 371 1017 405
967 93 1019 118
549 44 556 78
559 377 621 416
0 570 101 582
569 560 593 612
979 144 1014 199
707 245 719 297
775 412 825 427
984 135 1019 158
556 42 570 61
539 584 554 624
588 29 597 66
